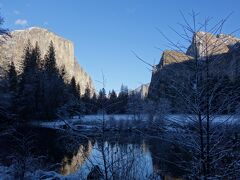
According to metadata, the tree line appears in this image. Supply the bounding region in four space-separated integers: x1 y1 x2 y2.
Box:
87 84 146 115
0 41 146 123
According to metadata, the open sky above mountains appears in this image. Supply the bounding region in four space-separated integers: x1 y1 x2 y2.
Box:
1 0 240 91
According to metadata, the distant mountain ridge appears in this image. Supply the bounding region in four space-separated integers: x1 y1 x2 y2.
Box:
0 27 95 94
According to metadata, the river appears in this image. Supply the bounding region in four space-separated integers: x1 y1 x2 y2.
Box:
0 127 184 179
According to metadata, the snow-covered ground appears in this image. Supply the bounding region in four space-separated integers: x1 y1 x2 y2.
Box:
0 164 77 180
31 114 240 130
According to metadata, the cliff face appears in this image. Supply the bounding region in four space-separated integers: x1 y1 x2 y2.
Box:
133 83 149 99
0 27 94 94
186 32 240 58
160 50 193 67
148 32 240 99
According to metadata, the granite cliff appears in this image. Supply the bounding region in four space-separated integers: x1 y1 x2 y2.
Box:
0 27 94 94
148 32 240 99
133 83 149 99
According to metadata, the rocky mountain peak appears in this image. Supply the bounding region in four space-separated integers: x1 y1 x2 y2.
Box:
148 31 240 99
0 26 95 94
160 50 193 67
186 31 240 58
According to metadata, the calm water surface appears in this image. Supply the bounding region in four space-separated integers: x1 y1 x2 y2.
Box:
0 127 184 179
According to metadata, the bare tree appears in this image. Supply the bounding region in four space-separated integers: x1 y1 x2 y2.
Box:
145 12 240 179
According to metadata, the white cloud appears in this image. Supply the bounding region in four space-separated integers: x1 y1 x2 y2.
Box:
13 10 20 15
15 19 28 26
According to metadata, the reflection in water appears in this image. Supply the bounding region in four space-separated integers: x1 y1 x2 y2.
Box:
57 135 184 179
60 140 93 176
0 127 183 179
67 141 154 179
58 135 182 179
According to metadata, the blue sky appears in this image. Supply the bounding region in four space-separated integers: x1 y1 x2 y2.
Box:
0 0 240 92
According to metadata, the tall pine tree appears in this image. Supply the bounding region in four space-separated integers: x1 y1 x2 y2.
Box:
70 76 79 98
7 61 18 117
117 84 129 114
107 90 117 114
44 41 58 74
82 85 92 114
43 41 63 119
18 40 40 120
8 61 18 92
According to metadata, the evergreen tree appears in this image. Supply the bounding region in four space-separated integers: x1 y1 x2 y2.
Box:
127 91 143 117
59 65 68 81
33 42 42 69
59 76 85 118
43 41 63 119
97 88 107 113
83 86 91 101
82 85 92 114
32 42 43 118
107 90 117 114
7 61 18 115
76 83 81 98
91 93 98 114
117 85 129 114
109 90 117 101
70 76 78 97
8 61 18 93
44 41 58 74
17 41 39 120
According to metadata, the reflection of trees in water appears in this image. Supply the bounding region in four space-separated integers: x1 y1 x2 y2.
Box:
60 140 93 175
2 128 184 179
59 133 184 179
88 139 154 180
146 137 187 179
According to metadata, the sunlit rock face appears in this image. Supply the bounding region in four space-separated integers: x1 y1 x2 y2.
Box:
160 50 193 67
60 140 93 176
133 83 149 99
186 31 240 59
148 32 240 99
186 32 229 58
148 50 194 99
0 27 95 94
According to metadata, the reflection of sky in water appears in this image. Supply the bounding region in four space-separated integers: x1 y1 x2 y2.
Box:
63 140 156 179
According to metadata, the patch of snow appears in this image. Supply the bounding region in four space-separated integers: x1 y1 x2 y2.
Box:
31 114 240 130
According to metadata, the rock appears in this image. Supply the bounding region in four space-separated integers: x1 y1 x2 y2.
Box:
160 50 193 67
133 83 149 99
186 31 240 59
148 32 240 100
0 27 94 94
148 50 194 99
217 34 240 48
